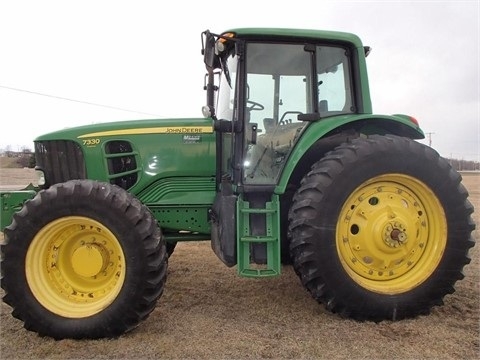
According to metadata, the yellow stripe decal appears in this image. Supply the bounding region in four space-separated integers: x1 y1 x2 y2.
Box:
78 126 214 138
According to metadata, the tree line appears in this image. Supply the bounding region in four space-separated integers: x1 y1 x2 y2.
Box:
1 148 35 168
448 158 480 171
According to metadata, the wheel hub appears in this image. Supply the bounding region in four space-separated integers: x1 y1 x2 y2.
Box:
71 244 107 277
383 221 408 248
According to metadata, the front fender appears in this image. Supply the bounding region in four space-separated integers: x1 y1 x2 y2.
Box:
275 113 425 193
1 189 37 231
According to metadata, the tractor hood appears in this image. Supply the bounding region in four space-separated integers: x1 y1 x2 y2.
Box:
34 117 214 142
33 117 217 194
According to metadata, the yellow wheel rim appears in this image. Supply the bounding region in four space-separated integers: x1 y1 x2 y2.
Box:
336 174 447 294
26 216 126 318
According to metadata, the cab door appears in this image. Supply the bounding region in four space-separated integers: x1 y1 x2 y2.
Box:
210 41 322 275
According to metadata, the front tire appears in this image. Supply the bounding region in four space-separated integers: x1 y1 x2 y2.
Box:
166 241 177 257
1 180 168 339
288 135 475 321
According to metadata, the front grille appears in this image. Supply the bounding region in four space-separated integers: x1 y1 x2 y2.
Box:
35 140 86 187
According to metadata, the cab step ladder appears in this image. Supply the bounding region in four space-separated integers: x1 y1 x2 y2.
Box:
236 194 281 277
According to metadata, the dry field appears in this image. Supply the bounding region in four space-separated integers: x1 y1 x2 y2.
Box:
0 168 478 359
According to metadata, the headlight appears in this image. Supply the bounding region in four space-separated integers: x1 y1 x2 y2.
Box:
35 170 45 187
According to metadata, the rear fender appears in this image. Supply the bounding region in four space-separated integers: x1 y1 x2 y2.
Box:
275 114 425 193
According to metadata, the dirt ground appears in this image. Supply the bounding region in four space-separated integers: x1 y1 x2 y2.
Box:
0 168 478 359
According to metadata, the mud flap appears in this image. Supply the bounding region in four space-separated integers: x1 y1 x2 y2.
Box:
210 193 237 267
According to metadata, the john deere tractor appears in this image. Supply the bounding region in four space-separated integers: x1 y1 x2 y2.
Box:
1 28 475 339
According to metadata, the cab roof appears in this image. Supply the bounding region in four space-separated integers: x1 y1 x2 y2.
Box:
223 28 364 47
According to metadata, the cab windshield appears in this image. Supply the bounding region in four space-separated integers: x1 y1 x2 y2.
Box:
210 38 355 185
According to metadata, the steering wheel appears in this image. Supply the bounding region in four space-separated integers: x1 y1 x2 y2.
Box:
247 100 264 111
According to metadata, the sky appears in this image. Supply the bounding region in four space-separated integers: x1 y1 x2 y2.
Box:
1 0 479 161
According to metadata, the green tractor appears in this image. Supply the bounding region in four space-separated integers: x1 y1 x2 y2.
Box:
1 28 475 339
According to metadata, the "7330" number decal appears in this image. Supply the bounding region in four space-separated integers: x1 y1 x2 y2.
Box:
82 138 101 147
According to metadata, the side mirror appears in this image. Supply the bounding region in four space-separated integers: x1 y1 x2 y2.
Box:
202 31 216 69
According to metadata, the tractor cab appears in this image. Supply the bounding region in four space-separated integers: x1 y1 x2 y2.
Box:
202 29 360 276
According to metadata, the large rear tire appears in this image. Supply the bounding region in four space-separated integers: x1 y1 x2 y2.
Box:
1 180 168 339
288 135 475 321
